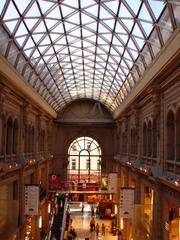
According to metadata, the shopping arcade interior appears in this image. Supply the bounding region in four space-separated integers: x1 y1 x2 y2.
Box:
0 0 180 240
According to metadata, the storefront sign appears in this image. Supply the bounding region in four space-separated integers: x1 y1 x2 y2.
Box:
120 188 134 218
48 174 61 190
25 185 39 215
100 175 108 190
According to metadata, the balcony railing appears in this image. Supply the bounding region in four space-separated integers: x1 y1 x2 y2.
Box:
0 151 52 172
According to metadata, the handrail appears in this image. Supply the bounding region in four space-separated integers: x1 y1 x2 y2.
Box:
60 195 68 240
47 193 68 240
47 197 57 240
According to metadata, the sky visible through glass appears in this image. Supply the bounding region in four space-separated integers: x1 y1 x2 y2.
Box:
0 0 179 113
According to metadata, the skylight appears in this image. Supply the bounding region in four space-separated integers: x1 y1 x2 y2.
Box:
0 0 179 113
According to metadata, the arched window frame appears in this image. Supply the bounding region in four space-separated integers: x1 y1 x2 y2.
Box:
143 122 147 156
0 115 4 155
67 136 102 183
6 117 13 154
166 110 175 161
176 107 180 162
147 121 152 157
31 126 35 153
13 119 18 154
152 119 157 158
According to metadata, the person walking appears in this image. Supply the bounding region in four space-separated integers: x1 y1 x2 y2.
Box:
101 223 105 236
91 205 94 216
90 217 95 231
96 223 99 237
118 230 123 240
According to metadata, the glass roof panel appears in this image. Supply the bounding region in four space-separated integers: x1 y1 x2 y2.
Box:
39 1 55 14
3 1 19 20
0 0 178 115
25 2 41 18
5 19 18 33
147 0 164 20
0 0 6 14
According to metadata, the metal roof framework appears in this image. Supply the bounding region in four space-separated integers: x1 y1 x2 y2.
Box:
0 0 179 114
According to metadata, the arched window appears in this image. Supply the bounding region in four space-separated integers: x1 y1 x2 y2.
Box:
130 128 136 154
130 129 134 154
143 123 147 156
42 130 45 151
28 125 31 153
147 121 152 156
13 120 18 154
176 108 180 162
24 126 28 153
167 110 175 160
122 132 127 154
31 126 35 153
67 136 101 183
6 117 13 154
134 128 138 155
0 116 3 155
152 119 157 157
39 129 45 152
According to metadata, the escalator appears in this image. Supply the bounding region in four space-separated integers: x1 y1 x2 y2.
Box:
48 193 69 240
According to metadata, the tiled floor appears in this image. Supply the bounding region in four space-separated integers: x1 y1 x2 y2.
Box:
70 212 118 240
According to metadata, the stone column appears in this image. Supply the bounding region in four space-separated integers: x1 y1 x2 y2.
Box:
134 173 141 204
19 167 26 240
151 182 163 240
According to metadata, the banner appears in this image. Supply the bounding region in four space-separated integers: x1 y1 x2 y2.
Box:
25 185 39 215
120 188 134 218
108 173 118 193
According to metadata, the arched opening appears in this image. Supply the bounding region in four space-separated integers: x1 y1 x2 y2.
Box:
167 110 175 160
176 108 180 162
0 116 3 155
31 126 35 153
24 126 28 153
147 121 152 157
152 119 157 158
67 136 101 184
143 123 147 156
13 119 18 154
122 131 127 154
28 125 31 153
130 128 137 155
6 117 13 154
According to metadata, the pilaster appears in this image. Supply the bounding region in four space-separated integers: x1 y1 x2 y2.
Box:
152 182 163 240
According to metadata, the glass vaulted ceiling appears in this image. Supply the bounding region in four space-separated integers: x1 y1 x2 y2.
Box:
0 0 179 113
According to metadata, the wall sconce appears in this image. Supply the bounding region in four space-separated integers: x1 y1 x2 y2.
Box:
114 204 117 215
120 217 124 230
127 161 132 166
3 162 20 172
174 179 180 187
38 215 42 228
109 194 112 201
48 202 51 214
28 159 36 165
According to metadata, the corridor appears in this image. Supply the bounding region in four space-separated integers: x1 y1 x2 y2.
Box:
69 212 118 240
